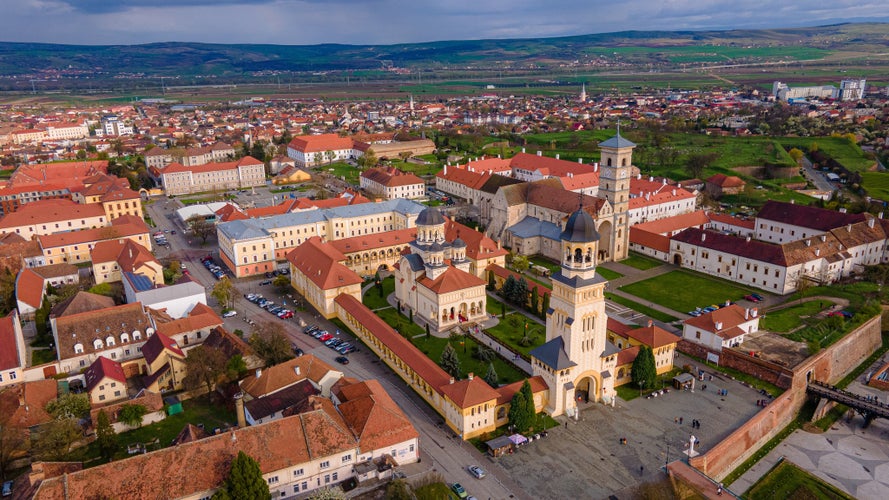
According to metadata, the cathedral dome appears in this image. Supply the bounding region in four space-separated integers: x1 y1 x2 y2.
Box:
452 237 466 248
416 206 446 226
429 241 444 252
560 209 600 242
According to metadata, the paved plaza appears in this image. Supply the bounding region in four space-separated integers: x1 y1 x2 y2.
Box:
491 358 766 499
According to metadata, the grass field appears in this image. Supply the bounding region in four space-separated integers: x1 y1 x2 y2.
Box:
775 136 875 173
620 253 664 271
596 267 623 280
321 161 360 184
605 293 678 323
68 395 235 466
484 314 546 358
746 460 854 500
861 171 889 201
619 270 754 313
760 301 825 333
362 276 394 310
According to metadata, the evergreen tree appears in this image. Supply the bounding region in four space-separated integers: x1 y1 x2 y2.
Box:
519 379 537 429
514 278 529 308
631 346 658 391
95 410 118 462
530 286 539 314
541 292 550 319
483 362 498 387
487 271 496 291
439 343 461 378
501 275 517 301
508 391 531 433
217 451 271 500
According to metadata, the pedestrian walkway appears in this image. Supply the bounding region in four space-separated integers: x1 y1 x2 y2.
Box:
465 325 533 375
604 262 676 289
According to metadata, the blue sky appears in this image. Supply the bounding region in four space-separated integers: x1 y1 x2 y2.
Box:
5 0 888 45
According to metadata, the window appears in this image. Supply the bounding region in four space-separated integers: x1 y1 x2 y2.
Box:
342 454 352 463
293 468 304 477
332 472 338 481
99 395 106 401
267 476 279 485
320 461 330 469
9 372 16 380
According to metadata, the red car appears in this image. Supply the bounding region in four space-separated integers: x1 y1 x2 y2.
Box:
278 311 294 319
318 333 333 342
744 294 762 303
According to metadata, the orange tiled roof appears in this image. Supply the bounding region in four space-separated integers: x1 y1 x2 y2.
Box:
0 379 57 429
15 268 45 309
0 311 22 371
0 199 105 228
440 376 500 408
494 376 548 406
336 379 419 452
240 354 337 398
154 303 223 337
683 304 755 334
37 219 149 249
286 237 362 291
624 325 681 348
629 227 671 253
287 133 355 153
418 266 486 294
328 227 416 254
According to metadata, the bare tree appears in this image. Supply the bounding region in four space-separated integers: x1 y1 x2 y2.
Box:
249 321 294 366
183 345 228 394
187 215 214 244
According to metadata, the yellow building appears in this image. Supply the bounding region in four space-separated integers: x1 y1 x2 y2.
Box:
37 216 151 266
141 331 187 393
90 239 163 285
608 321 681 387
83 356 128 405
286 237 363 319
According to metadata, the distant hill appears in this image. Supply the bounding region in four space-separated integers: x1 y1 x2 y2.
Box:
0 23 887 78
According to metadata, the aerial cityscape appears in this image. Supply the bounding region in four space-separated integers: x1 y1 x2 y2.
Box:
1 6 889 500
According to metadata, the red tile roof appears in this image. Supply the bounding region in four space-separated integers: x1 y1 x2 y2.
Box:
155 302 223 337
162 156 262 174
328 227 416 254
509 153 595 178
84 356 126 392
671 228 787 266
360 166 424 188
0 311 21 371
0 379 57 429
418 266 486 294
15 268 45 309
706 173 745 188
0 199 105 228
440 376 500 408
336 379 419 452
683 304 755 334
629 227 670 253
37 218 149 250
494 376 548 406
287 134 355 153
624 325 681 348
240 355 338 398
140 331 184 366
756 200 866 232
708 212 756 230
286 237 362 290
616 345 641 366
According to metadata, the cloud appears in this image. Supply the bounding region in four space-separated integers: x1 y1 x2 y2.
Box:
2 0 889 45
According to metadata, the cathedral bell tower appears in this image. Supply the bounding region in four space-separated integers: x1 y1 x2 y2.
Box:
598 124 634 261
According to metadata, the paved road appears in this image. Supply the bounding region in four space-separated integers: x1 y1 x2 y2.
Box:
145 200 528 500
801 155 836 193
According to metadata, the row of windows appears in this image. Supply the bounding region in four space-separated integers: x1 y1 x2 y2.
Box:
0 371 17 382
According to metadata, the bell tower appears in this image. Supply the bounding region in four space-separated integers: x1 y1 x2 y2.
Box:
598 123 634 261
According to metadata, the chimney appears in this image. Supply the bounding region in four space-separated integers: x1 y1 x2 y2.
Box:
537 151 542 156
805 239 811 247
879 212 884 220
443 164 447 175
846 223 852 232
18 392 25 407
815 248 820 257
839 207 847 213
701 232 706 241
594 164 598 172
497 154 501 159
468 372 474 380
233 392 246 428
752 308 759 318
578 158 583 164
255 368 262 379
672 189 676 196
294 366 301 376
647 175 652 181
715 321 723 330
449 377 455 384
647 320 653 327
745 308 750 320
820 234 827 242
555 154 560 160
869 217 875 228
725 300 731 307
522 147 526 153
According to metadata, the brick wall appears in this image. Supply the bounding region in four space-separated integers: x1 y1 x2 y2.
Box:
677 340 794 389
688 314 882 480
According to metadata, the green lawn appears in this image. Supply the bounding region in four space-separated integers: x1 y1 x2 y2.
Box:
596 267 623 280
528 256 561 275
605 293 678 323
486 296 511 316
373 307 526 385
68 394 235 466
620 253 663 271
322 161 360 185
362 276 394 310
760 301 826 333
414 482 457 500
619 270 754 313
746 460 854 500
31 349 56 365
861 171 889 201
484 314 546 358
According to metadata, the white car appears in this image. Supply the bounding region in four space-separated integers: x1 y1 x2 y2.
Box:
467 465 486 479
222 310 237 318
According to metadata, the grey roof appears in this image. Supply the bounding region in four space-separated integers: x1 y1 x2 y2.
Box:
601 341 621 358
599 132 636 149
507 216 562 241
485 435 514 449
560 209 600 242
216 219 271 241
529 336 577 371
429 241 443 252
452 238 466 248
402 253 425 272
136 280 206 306
552 271 607 289
326 198 425 219
416 206 446 226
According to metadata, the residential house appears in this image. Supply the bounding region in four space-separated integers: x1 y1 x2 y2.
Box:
83 356 128 404
359 167 425 200
0 199 108 240
0 310 27 387
141 331 187 393
91 239 162 285
705 174 746 199
683 305 760 351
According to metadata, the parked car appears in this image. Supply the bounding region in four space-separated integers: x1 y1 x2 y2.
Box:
744 294 762 303
751 293 764 301
278 310 294 319
3 480 13 497
467 465 486 479
312 330 327 339
828 310 853 319
687 310 701 317
334 356 350 365
264 272 274 278
222 310 237 318
304 325 318 334
259 280 272 286
318 333 333 342
451 483 468 499
325 338 342 347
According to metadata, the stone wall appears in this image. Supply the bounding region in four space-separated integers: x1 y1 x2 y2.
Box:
688 314 883 480
677 340 794 389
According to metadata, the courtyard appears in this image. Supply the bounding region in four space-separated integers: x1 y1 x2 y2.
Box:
491 354 768 499
619 269 756 314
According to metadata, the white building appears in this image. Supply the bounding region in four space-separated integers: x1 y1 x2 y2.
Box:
682 304 760 351
359 166 426 200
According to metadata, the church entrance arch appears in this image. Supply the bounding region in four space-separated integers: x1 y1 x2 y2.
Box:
673 254 682 266
575 375 599 404
596 220 613 261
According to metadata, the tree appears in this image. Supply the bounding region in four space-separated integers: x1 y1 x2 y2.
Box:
95 410 118 462
211 278 235 309
215 451 271 500
249 321 294 366
794 273 814 304
117 403 148 428
788 147 804 164
508 391 531 433
226 355 248 381
484 362 498 387
32 417 82 461
183 345 228 394
88 283 115 297
487 271 496 291
439 343 461 378
511 254 530 273
513 278 529 308
385 479 413 500
541 292 550 319
356 150 378 170
307 487 346 500
272 274 290 292
46 393 90 420
530 285 539 313
684 152 717 180
631 346 657 391
187 215 214 244
501 275 517 302
520 379 536 427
